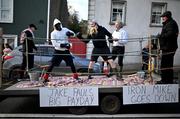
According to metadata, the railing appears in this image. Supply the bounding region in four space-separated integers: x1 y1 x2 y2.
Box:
1 36 180 84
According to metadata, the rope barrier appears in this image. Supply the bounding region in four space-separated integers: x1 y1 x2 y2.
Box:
5 65 179 77
24 36 155 42
2 36 180 81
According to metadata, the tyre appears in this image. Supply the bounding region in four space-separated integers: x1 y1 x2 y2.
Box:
9 67 24 80
68 107 88 115
100 95 121 114
0 96 7 102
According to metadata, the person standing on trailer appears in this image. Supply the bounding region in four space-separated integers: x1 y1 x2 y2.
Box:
77 20 119 79
42 18 79 82
112 21 128 78
20 24 37 79
158 11 179 84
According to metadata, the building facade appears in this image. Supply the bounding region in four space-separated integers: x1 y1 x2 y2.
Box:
88 0 180 66
0 0 68 47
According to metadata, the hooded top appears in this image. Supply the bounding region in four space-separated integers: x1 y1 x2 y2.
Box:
53 18 61 26
51 18 74 51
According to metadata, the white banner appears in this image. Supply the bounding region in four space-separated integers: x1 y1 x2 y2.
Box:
123 84 179 105
40 87 99 107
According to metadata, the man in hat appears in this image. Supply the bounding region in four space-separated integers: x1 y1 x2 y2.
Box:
158 11 179 84
42 18 79 82
20 24 37 79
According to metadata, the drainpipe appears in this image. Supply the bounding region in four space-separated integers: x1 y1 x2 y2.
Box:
0 27 3 88
46 0 50 42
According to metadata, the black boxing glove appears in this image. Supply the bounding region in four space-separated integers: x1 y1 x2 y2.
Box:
60 43 70 49
65 43 71 49
60 44 66 48
66 31 74 37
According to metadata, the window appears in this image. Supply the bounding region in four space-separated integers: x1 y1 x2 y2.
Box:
0 0 13 23
150 2 167 26
3 34 18 48
110 0 126 24
36 46 54 56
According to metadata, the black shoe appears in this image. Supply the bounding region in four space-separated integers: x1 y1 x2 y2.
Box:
88 75 93 79
42 79 49 85
156 80 173 84
106 73 114 78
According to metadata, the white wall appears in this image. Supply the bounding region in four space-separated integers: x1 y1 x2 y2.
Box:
89 0 180 65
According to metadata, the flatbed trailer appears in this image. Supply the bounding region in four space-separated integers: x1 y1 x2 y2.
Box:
0 82 123 114
0 75 179 115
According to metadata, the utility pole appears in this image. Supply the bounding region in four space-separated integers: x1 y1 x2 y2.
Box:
0 27 3 88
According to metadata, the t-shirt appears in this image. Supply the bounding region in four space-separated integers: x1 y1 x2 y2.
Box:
51 27 74 51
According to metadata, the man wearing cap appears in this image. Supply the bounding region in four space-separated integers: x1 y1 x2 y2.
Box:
159 11 179 84
20 24 37 79
42 18 79 82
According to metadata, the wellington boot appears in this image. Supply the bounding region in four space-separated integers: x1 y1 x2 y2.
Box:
88 68 94 79
88 75 93 79
42 73 49 83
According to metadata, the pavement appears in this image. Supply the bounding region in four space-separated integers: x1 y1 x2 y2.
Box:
0 114 180 119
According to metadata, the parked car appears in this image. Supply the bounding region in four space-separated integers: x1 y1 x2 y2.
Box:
3 44 101 80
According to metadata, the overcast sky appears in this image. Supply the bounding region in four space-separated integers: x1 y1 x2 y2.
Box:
67 0 88 20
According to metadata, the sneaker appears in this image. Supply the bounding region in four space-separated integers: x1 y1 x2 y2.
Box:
88 75 93 79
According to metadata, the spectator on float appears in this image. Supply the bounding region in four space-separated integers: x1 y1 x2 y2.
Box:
20 24 37 79
158 11 179 84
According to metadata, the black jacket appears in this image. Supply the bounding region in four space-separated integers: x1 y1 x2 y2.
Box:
160 18 179 51
22 30 37 53
84 25 112 48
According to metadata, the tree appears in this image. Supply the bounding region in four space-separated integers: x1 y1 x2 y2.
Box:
68 6 81 33
68 5 88 35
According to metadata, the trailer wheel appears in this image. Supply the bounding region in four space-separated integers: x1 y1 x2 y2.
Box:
100 95 121 114
0 96 7 102
68 107 88 115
